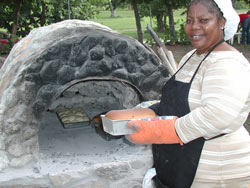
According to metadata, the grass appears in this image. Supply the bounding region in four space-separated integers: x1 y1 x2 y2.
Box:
1 8 249 43
91 9 157 32
90 8 186 40
90 8 249 41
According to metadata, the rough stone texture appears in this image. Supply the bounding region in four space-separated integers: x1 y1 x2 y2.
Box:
49 173 73 187
0 186 50 188
0 57 5 69
0 112 153 187
49 80 142 121
72 179 109 188
0 20 168 186
0 132 7 150
10 154 34 168
0 151 9 171
0 19 168 171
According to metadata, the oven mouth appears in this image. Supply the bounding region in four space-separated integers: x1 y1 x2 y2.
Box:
47 76 144 139
50 76 145 103
55 106 121 140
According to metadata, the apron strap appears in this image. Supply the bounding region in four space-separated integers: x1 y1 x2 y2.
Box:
189 39 224 83
171 39 224 82
172 50 197 78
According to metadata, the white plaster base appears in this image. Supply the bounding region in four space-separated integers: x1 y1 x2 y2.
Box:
0 112 153 188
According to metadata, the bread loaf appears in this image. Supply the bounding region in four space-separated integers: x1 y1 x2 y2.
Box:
105 108 156 120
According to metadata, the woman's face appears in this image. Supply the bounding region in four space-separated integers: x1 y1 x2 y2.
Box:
185 3 225 54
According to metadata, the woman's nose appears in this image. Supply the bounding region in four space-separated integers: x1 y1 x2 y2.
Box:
191 21 201 30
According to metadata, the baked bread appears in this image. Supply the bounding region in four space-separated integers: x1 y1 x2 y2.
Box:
105 108 156 120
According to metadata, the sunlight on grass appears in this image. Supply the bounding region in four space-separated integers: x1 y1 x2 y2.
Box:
91 9 158 32
90 8 249 40
90 9 187 40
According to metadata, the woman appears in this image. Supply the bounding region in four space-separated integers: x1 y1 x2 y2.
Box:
125 0 250 187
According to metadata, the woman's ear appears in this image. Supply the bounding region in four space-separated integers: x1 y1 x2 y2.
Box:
220 17 226 30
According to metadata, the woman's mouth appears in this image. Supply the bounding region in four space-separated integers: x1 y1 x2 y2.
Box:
191 35 203 41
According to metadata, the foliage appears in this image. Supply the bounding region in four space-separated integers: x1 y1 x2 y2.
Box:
0 0 17 33
0 0 100 37
234 0 250 9
138 0 168 31
1 0 249 48
43 0 99 25
0 34 19 55
175 19 190 44
0 44 10 55
239 0 250 5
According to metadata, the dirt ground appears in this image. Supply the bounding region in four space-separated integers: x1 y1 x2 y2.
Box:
166 44 250 133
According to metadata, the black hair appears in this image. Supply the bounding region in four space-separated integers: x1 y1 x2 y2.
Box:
187 0 224 20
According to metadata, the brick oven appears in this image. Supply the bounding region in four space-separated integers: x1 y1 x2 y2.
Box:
0 20 170 187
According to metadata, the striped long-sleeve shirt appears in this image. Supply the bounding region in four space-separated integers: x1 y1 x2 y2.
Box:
175 50 250 180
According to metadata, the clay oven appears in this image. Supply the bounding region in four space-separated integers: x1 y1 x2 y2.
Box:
0 20 170 186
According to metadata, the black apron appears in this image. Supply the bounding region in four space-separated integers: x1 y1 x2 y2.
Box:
150 40 224 188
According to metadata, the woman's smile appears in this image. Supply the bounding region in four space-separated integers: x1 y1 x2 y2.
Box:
190 34 203 41
185 3 225 54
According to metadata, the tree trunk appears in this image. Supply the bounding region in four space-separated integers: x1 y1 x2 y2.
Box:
156 14 166 32
131 0 143 43
167 4 175 42
12 0 22 36
231 0 235 8
40 0 46 26
109 1 115 17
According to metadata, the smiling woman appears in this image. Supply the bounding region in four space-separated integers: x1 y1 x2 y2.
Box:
185 1 225 54
115 0 250 187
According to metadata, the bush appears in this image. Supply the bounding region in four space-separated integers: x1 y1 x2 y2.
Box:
234 1 250 9
176 21 190 45
0 43 11 55
0 34 21 55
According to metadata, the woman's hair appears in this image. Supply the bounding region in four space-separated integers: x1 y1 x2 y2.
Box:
188 0 224 20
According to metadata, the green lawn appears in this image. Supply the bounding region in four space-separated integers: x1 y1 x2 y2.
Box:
90 9 157 35
1 8 249 41
90 8 186 40
90 8 249 40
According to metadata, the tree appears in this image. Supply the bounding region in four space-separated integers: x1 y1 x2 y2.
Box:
107 0 126 18
166 1 175 40
119 0 144 43
109 0 115 17
12 0 22 36
139 0 168 32
0 0 100 37
131 0 143 43
144 0 189 42
0 0 20 34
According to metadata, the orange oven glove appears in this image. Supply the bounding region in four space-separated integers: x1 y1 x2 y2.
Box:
126 116 183 145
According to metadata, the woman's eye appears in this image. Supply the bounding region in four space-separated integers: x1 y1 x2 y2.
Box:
186 19 192 24
201 19 209 23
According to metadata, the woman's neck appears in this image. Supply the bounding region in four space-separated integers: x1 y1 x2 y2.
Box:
196 39 225 55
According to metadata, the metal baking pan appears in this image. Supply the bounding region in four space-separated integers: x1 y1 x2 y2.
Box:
101 115 135 136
